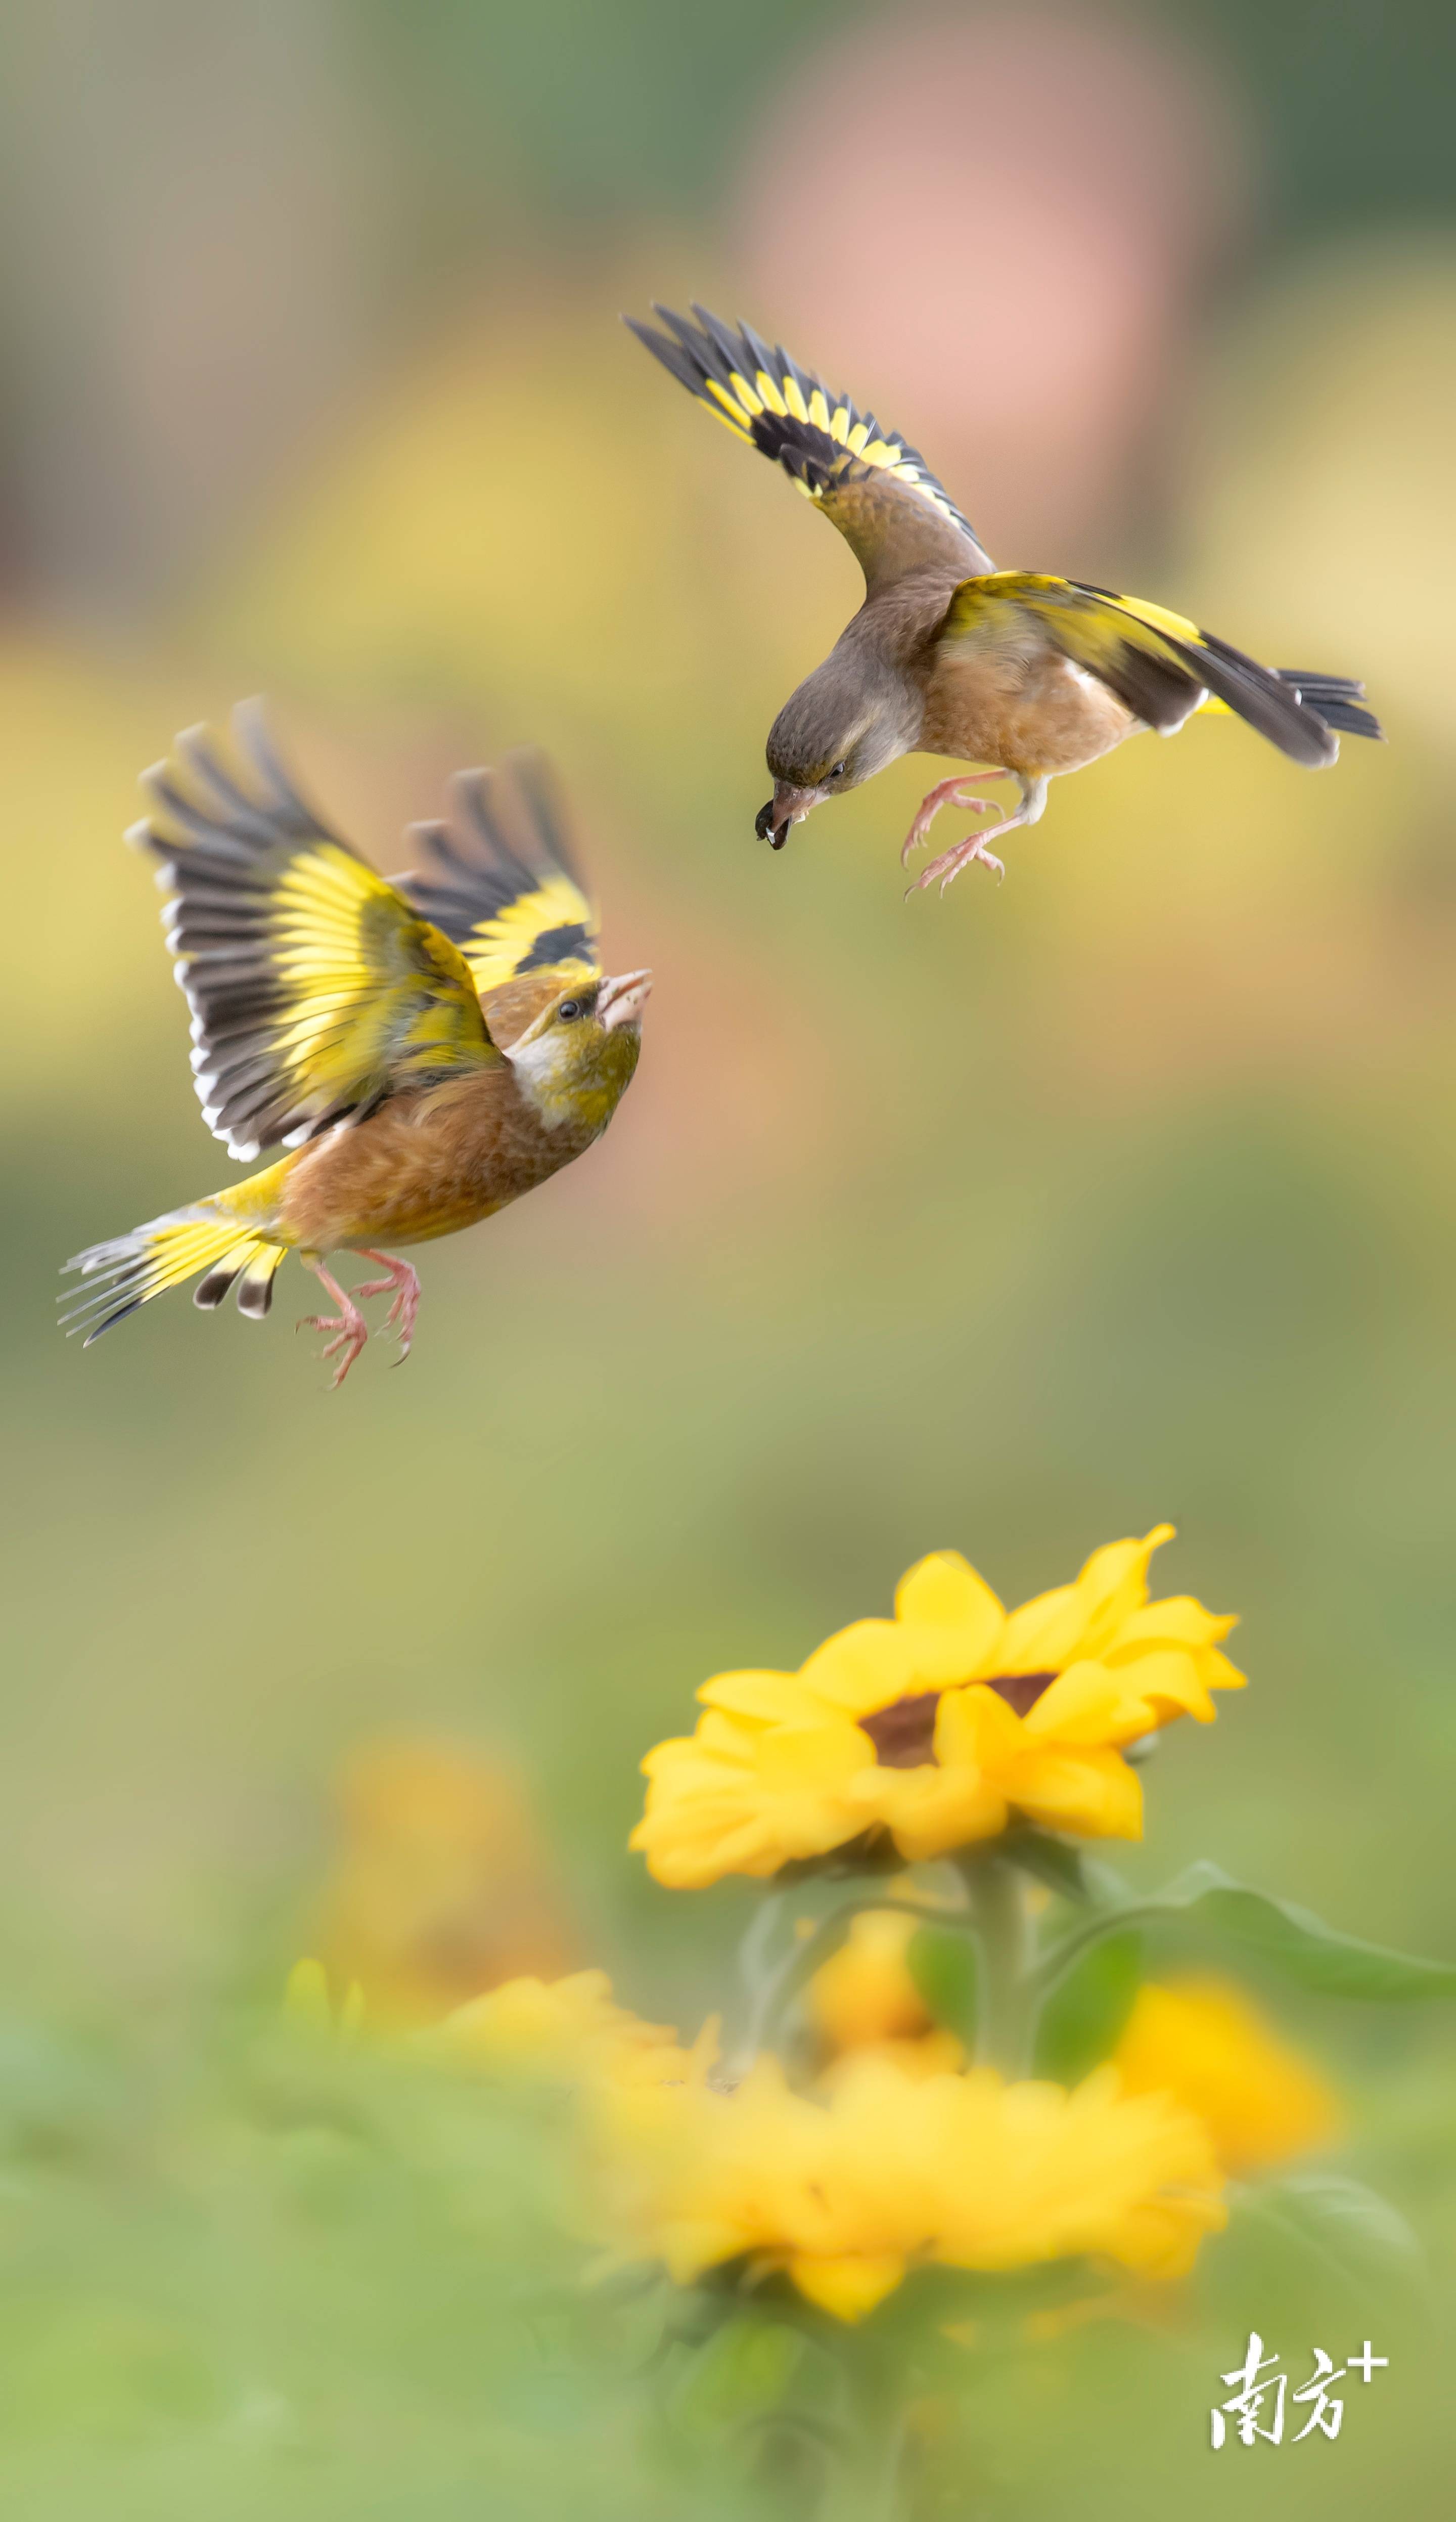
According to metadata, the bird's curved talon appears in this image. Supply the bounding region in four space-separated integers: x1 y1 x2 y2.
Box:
298 1307 370 1388
900 776 1010 867
354 1253 420 1359
298 1259 373 1387
907 831 1007 897
941 844 1005 894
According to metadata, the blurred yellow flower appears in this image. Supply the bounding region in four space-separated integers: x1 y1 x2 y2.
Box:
631 1527 1241 1886
1113 1977 1343 2175
434 1968 698 2089
809 1908 935 2049
285 1955 701 2093
315 1739 575 2025
808 1908 965 2079
593 2051 1224 2322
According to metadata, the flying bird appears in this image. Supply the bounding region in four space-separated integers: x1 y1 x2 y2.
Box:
628 303 1382 894
62 705 651 1385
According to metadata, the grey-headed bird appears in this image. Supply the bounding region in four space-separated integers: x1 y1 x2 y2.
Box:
629 303 1381 894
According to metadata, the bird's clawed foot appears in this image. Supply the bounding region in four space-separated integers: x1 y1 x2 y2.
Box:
903 773 1048 898
907 831 1007 897
298 1263 371 1390
899 773 1010 869
299 1253 420 1387
353 1251 421 1362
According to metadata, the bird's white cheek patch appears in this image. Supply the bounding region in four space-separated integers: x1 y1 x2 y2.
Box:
505 1034 580 1125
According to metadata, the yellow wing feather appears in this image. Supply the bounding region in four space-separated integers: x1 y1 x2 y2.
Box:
136 703 495 1160
937 575 1337 766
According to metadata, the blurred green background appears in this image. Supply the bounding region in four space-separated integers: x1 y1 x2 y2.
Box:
1 0 1453 2510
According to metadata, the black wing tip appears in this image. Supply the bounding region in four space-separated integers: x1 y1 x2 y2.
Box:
140 691 345 857
625 307 723 403
401 747 589 938
445 750 579 879
622 308 670 347
630 299 771 400
139 695 341 857
630 296 986 556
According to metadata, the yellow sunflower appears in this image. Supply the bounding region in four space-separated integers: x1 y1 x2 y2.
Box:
592 2048 1225 2323
631 1527 1242 1887
1113 1977 1343 2175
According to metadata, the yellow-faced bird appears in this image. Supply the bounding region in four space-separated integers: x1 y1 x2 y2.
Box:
629 304 1382 893
62 705 651 1385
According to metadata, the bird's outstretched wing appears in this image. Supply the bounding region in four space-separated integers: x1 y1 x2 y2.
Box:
134 702 496 1162
938 576 1381 766
398 751 601 1003
628 303 994 592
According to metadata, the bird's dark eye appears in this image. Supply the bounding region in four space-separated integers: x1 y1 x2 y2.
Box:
830 760 848 779
558 999 583 1023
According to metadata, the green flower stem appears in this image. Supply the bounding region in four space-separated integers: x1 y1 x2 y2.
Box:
961 1853 1036 2077
833 2333 912 2522
736 1886 787 2004
840 2403 909 2522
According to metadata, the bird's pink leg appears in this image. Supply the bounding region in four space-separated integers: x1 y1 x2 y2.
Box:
299 1260 371 1389
907 774 1049 898
352 1250 422 1361
900 772 1011 868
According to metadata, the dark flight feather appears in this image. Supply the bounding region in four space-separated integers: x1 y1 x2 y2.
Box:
398 751 601 999
628 302 995 586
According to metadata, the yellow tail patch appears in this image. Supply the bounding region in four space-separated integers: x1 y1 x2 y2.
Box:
61 1189 292 1345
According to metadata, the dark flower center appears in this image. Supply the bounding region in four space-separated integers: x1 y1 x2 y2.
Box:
860 1672 1058 1768
859 1691 941 1768
991 1669 1058 1719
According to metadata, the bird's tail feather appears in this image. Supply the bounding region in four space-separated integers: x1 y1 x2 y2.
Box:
61 1199 290 1344
1196 670 1383 743
1276 671 1383 742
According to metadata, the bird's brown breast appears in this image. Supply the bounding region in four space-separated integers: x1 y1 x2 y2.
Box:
922 636 1135 776
278 1068 595 1253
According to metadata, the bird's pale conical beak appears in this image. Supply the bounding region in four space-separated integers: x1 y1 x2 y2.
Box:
754 782 825 850
599 969 652 1031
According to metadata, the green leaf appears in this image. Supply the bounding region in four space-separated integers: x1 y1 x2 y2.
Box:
1034 1930 1143 2084
1160 1864 1456 2001
773 1835 903 1887
907 1924 978 2042
1238 2172 1422 2293
670 2315 806 2435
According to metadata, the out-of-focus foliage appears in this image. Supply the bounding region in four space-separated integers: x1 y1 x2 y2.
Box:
0 1955 1447 2518
345 0 1456 241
